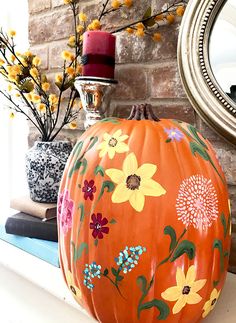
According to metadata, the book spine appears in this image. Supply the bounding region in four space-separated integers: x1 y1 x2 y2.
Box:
5 219 58 242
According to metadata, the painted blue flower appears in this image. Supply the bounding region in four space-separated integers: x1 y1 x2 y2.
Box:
115 246 146 274
83 262 102 290
164 128 184 142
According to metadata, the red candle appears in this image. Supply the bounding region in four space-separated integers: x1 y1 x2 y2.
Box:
82 31 116 79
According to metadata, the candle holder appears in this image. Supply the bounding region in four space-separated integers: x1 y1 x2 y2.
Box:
74 76 118 129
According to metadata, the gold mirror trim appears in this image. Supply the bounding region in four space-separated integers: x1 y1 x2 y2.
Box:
178 0 236 145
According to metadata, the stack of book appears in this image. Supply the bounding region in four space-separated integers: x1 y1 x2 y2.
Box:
5 196 58 242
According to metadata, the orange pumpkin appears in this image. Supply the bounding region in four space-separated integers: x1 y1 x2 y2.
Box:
58 104 231 323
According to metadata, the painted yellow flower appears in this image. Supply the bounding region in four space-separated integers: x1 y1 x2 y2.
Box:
105 152 166 212
65 270 82 302
202 288 221 318
97 129 129 159
161 266 206 314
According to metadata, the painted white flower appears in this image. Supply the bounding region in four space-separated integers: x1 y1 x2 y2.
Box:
176 175 218 230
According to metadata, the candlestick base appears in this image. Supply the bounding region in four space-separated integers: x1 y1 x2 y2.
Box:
74 76 118 129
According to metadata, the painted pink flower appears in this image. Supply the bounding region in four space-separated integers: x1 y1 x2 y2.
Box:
82 180 96 201
176 175 218 230
58 189 74 234
90 213 109 239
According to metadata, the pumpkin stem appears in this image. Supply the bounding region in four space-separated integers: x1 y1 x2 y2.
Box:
127 104 160 121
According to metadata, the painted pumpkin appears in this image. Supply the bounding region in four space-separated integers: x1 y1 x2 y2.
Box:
58 104 231 323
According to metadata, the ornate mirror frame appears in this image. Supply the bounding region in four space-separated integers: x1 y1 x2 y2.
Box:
178 0 236 145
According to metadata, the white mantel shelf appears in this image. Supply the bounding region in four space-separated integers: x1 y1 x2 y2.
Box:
0 238 235 323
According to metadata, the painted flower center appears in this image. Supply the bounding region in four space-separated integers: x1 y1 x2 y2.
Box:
126 174 141 190
87 186 92 192
108 138 118 147
171 131 176 136
94 222 102 230
70 285 76 295
194 198 203 210
211 298 217 306
182 286 191 295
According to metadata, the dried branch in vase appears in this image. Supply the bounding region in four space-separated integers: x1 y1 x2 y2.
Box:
0 0 186 142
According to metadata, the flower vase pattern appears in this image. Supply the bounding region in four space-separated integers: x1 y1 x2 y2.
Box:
26 141 72 203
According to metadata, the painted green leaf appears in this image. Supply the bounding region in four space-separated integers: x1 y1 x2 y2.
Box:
80 158 88 175
73 141 84 158
116 275 124 282
94 239 98 247
187 124 208 149
103 269 109 276
137 276 147 294
98 181 115 201
221 213 227 238
69 159 82 178
164 226 177 252
165 138 172 143
78 203 85 222
100 118 120 124
110 219 117 224
138 299 170 320
69 158 88 177
190 142 210 161
190 142 225 184
226 215 231 236
88 136 98 150
170 240 195 262
71 241 88 262
94 165 105 177
111 267 118 277
213 239 224 273
224 251 229 257
213 280 219 288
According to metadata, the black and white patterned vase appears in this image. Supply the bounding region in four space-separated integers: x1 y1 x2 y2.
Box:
25 141 73 203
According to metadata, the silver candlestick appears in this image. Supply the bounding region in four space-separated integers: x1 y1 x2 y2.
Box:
74 76 118 129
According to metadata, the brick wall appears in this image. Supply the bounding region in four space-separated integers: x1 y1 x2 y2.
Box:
28 0 236 271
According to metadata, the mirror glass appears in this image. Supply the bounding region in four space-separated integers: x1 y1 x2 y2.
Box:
209 0 236 103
